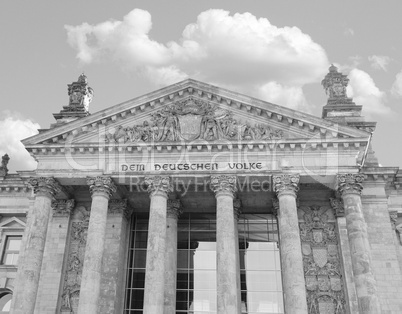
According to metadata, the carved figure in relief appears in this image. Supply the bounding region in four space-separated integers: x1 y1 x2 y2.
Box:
103 98 285 143
201 116 220 140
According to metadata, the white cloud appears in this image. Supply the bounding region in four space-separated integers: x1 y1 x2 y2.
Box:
368 55 390 71
257 82 310 112
347 69 391 117
0 111 40 173
65 9 329 109
391 69 402 97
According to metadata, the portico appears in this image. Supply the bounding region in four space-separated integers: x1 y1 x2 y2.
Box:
5 68 402 314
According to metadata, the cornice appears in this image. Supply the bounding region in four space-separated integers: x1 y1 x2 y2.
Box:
24 137 368 157
22 79 370 147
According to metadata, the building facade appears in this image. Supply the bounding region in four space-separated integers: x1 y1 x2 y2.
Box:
1 66 402 314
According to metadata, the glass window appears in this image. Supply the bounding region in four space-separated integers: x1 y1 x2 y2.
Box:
2 236 22 265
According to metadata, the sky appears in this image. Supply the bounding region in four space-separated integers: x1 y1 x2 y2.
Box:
1 1 401 173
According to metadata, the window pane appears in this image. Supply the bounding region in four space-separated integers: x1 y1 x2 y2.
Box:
7 239 21 251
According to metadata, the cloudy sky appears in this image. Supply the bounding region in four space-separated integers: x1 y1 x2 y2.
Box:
1 1 401 172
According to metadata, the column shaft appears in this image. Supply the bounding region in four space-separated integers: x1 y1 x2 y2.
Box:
337 173 380 313
77 177 116 314
164 200 182 313
273 174 308 314
11 177 61 314
143 176 172 314
211 175 241 314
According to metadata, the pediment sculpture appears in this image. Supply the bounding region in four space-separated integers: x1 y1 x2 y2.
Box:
104 98 283 143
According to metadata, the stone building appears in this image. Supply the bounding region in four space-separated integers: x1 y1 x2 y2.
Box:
1 66 402 314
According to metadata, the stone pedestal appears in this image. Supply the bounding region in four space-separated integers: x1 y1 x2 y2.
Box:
337 173 381 313
143 176 172 314
77 177 116 314
211 175 241 314
164 199 182 314
11 177 61 314
273 174 308 314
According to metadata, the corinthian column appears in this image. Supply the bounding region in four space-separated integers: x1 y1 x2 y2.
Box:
77 176 116 314
210 175 241 314
143 176 172 314
164 199 183 314
272 174 308 314
337 173 380 313
11 177 61 314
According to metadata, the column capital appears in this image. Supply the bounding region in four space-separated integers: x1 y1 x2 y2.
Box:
336 173 364 196
272 174 300 197
87 176 116 198
108 199 133 220
329 197 345 217
51 199 75 217
167 199 183 219
28 177 62 199
144 176 173 197
210 175 237 197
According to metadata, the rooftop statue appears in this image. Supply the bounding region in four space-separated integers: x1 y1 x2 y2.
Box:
321 65 354 105
0 154 9 177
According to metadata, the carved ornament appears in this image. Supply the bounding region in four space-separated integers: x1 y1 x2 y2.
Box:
67 73 94 112
389 211 398 230
321 65 354 105
108 199 133 220
210 175 237 196
336 173 364 196
329 198 344 217
61 205 90 312
167 199 183 219
144 176 173 196
300 205 346 314
0 154 9 177
87 176 116 197
51 199 75 217
27 177 62 199
104 97 284 143
233 199 242 219
272 174 300 197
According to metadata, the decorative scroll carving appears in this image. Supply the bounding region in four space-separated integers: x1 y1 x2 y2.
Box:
210 175 237 196
51 199 75 217
61 205 90 312
87 176 117 197
0 154 9 177
144 176 173 196
336 173 364 196
329 198 344 218
321 65 354 105
104 97 284 143
167 199 183 219
108 199 133 220
272 174 300 196
27 177 62 199
300 205 346 314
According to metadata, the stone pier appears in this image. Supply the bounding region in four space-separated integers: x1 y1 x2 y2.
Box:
337 173 381 313
143 176 172 314
77 176 116 314
11 177 61 314
164 199 182 314
211 175 241 314
273 174 308 314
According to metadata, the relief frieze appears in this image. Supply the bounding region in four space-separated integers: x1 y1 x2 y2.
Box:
61 205 90 313
300 205 346 314
104 97 284 143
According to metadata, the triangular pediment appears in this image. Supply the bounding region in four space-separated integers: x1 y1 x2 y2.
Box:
23 79 370 150
0 217 26 229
